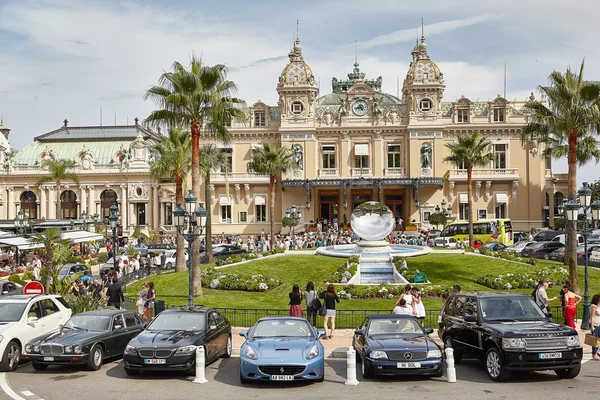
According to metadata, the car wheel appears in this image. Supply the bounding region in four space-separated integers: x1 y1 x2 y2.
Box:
86 345 104 371
544 253 550 260
240 372 251 384
315 371 325 382
0 340 21 372
124 367 140 376
31 361 48 371
485 347 511 381
361 357 374 379
554 363 581 379
222 335 232 358
443 336 462 364
166 262 173 269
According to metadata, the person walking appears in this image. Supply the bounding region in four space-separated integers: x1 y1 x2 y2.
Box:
323 284 339 339
289 284 303 317
144 282 156 322
137 282 149 322
106 278 124 309
590 294 600 361
303 282 318 326
562 282 581 329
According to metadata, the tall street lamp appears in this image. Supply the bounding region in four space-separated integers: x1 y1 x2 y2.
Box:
564 182 600 330
285 203 302 250
13 209 33 235
108 203 119 273
173 190 207 309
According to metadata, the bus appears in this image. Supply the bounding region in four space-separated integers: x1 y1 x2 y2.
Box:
439 219 514 246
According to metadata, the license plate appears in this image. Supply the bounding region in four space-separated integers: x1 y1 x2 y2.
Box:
43 357 54 362
539 352 562 359
397 362 422 368
271 375 294 381
144 359 166 364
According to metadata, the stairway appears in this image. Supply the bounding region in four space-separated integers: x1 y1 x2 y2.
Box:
358 254 397 284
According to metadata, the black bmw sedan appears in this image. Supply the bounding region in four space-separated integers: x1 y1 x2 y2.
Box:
122 308 232 375
353 314 443 379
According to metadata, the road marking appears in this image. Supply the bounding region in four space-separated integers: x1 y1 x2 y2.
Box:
0 373 27 400
20 392 34 397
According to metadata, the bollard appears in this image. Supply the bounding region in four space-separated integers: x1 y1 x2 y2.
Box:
445 347 456 383
344 346 359 386
193 345 208 384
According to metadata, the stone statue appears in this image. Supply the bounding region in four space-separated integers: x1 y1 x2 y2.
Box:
372 95 383 116
291 144 303 170
420 144 432 169
338 96 349 117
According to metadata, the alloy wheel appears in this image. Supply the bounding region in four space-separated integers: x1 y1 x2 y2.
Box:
7 344 20 370
94 349 102 366
486 351 501 378
227 336 232 356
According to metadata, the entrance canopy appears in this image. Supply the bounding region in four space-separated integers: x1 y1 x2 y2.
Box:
61 230 104 243
0 236 43 250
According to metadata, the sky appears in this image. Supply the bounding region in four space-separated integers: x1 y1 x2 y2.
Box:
0 0 599 184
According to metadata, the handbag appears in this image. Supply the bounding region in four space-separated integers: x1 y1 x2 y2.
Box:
318 303 327 316
144 301 150 308
585 333 600 347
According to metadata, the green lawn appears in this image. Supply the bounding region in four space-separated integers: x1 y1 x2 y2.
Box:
126 254 600 313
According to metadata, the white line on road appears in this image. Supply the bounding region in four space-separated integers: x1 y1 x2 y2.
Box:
20 392 34 397
0 373 27 400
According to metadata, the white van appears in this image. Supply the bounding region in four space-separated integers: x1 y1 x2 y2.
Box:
434 237 459 248
551 234 584 245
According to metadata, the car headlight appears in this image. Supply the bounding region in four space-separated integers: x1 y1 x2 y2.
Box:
244 345 258 360
125 345 137 355
176 345 196 354
502 338 526 349
74 345 82 353
566 335 580 347
64 346 73 353
427 349 442 359
369 350 388 360
33 345 40 353
25 344 32 353
306 345 319 360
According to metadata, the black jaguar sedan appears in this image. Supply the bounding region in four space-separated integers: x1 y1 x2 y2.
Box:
353 314 443 379
122 307 232 376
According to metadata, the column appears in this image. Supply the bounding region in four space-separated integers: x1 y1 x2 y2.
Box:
129 202 135 227
79 185 87 215
548 188 555 228
88 185 95 216
7 186 15 219
144 203 148 226
39 187 47 219
120 184 128 227
48 186 56 219
152 184 159 229
159 202 164 226
0 185 4 219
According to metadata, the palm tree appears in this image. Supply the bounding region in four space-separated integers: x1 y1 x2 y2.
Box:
150 129 191 273
199 144 227 264
36 159 80 218
590 181 600 202
31 228 70 294
522 60 600 291
144 55 245 297
443 132 494 246
247 144 296 249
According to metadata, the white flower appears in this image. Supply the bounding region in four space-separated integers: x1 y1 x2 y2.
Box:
504 283 512 290
345 293 352 300
340 277 348 283
210 279 220 289
378 287 388 293
258 282 268 291
388 293 394 299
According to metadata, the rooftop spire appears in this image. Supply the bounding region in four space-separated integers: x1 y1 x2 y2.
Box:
354 40 358 64
421 17 426 43
296 19 299 41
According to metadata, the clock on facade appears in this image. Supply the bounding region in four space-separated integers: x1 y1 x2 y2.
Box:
352 99 369 116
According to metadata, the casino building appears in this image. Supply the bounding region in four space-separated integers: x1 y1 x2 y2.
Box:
0 32 567 236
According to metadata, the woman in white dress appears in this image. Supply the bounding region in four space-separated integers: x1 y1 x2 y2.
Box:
397 284 414 315
413 289 426 326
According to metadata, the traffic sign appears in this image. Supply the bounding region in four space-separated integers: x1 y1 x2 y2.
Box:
23 281 44 295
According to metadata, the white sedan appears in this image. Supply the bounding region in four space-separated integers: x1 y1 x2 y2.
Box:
164 250 189 269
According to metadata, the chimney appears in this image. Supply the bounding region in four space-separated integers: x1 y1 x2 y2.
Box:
63 119 68 127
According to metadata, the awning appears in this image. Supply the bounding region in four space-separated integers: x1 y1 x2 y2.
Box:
219 195 231 205
61 231 104 243
254 195 266 206
251 144 263 150
459 193 468 204
0 236 43 250
495 193 508 204
322 145 336 152
354 144 369 155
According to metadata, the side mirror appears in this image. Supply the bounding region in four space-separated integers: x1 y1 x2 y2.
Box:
27 317 39 325
354 329 364 336
317 330 326 339
425 328 434 334
464 314 478 323
239 331 248 338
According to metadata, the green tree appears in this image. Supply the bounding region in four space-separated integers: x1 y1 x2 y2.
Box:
443 132 493 246
428 212 447 229
35 159 80 218
199 144 227 264
145 55 245 297
522 60 600 291
150 129 192 273
590 181 600 202
247 144 296 248
31 228 71 294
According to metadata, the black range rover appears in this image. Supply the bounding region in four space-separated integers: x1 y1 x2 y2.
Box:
439 292 582 381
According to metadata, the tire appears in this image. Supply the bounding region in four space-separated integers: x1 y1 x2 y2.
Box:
166 262 173 269
485 347 511 381
31 361 48 371
222 335 232 358
361 357 374 379
315 371 325 382
433 368 444 378
0 341 21 372
240 372 251 384
124 367 140 376
544 253 550 260
443 336 462 364
86 345 104 371
554 363 581 379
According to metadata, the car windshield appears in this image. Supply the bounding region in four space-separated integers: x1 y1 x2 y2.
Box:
251 319 314 338
480 297 545 321
0 303 26 322
368 318 424 335
147 312 205 331
65 315 111 331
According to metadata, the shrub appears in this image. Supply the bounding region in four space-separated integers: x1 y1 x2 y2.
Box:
201 267 281 292
9 275 27 285
66 292 104 314
476 266 567 290
66 256 85 264
98 253 108 263
348 255 360 264
22 271 35 281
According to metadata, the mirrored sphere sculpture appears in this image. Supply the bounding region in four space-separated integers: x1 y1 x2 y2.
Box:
350 201 395 241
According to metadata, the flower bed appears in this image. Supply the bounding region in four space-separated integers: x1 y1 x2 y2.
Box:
476 266 569 290
465 247 537 265
334 283 452 300
327 261 358 284
392 257 426 283
201 267 281 292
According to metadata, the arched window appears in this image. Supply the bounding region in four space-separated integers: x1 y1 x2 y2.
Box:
554 191 564 217
100 189 118 219
60 190 78 219
20 191 37 219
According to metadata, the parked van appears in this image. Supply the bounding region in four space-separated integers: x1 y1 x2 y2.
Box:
533 230 561 242
551 233 584 245
434 237 459 248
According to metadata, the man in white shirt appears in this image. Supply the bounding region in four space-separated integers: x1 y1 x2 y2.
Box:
393 299 413 315
33 255 42 280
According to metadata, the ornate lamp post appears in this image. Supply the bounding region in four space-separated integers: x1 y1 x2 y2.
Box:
13 209 33 235
108 203 119 273
564 182 600 330
173 190 207 309
285 203 302 250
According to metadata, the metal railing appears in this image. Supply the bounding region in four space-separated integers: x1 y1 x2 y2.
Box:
449 168 519 178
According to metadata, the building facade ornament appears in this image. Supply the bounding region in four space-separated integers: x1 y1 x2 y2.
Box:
475 181 481 201
209 184 216 206
512 181 519 201
448 181 455 202
234 184 241 204
244 184 251 204
485 181 492 202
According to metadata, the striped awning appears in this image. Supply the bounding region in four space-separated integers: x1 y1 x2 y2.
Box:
459 193 468 204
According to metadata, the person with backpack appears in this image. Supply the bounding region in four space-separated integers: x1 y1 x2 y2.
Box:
304 282 318 326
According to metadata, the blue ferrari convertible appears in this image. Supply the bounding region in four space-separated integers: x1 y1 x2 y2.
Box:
239 317 326 383
353 314 444 378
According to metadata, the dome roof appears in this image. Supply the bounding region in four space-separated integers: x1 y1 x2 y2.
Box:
405 37 443 84
316 92 403 107
278 38 317 87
